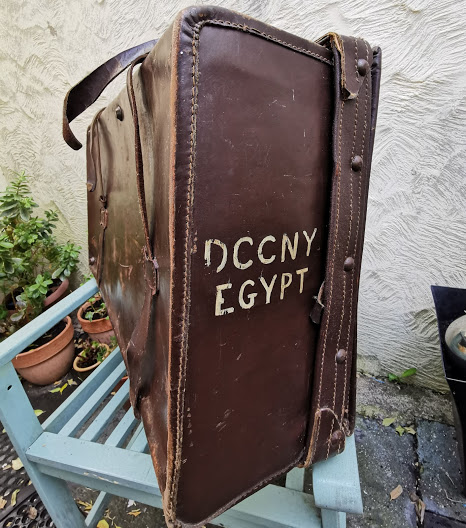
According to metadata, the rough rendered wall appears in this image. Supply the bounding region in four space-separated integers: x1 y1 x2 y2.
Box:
1 0 465 391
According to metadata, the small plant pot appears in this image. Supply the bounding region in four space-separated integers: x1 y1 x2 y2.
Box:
73 343 111 374
77 300 114 344
43 278 69 309
12 316 75 385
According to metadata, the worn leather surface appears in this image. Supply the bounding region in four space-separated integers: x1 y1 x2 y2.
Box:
65 6 381 527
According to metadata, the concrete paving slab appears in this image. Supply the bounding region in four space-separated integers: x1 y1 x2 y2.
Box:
417 420 466 523
347 417 418 528
357 375 454 426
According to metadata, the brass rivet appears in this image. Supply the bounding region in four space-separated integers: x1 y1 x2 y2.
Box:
89 257 96 265
351 155 363 172
344 257 355 271
336 349 347 364
331 430 345 444
357 58 370 76
115 106 123 121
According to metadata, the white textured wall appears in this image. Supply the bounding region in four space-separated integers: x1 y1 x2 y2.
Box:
1 0 465 391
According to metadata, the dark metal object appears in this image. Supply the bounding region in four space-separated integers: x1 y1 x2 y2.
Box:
115 106 123 121
336 349 347 363
431 285 466 495
351 155 363 171
344 257 355 271
357 59 370 76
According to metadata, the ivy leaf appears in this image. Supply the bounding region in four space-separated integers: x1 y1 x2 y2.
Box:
404 426 416 435
0 496 6 509
382 417 396 427
388 373 399 382
128 509 141 517
97 520 109 528
395 426 405 436
34 409 45 417
59 382 68 394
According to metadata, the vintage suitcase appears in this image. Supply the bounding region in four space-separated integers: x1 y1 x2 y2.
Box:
63 6 381 527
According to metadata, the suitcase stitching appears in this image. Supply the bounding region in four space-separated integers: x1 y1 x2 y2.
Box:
328 37 360 458
339 40 370 443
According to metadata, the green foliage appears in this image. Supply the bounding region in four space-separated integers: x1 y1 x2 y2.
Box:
388 368 417 383
84 296 107 321
77 340 110 366
0 171 81 339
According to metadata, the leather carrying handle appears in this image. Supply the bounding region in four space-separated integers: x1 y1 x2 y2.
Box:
63 39 158 150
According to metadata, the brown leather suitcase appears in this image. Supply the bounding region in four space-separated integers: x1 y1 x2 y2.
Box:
63 6 381 527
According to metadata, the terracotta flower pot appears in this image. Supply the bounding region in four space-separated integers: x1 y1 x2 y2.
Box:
77 298 114 345
43 278 69 309
73 343 111 374
12 316 75 385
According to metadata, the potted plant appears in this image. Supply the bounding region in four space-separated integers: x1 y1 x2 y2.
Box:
0 171 81 384
77 292 115 344
73 337 116 375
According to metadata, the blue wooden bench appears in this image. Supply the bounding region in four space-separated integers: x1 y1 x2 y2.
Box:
0 279 363 528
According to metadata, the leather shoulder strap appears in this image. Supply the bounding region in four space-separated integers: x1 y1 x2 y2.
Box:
63 39 157 150
303 33 381 465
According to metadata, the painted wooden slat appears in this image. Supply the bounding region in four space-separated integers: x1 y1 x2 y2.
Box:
43 348 124 433
105 408 139 448
85 420 145 527
285 467 305 492
58 361 127 437
27 432 158 494
322 509 346 527
128 424 148 453
0 279 98 367
312 434 363 515
79 379 130 442
0 362 86 528
28 430 322 528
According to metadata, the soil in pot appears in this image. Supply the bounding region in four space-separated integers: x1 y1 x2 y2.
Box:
73 340 110 374
12 316 75 385
78 295 114 345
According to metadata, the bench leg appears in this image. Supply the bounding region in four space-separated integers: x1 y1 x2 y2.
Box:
0 362 85 528
321 509 346 527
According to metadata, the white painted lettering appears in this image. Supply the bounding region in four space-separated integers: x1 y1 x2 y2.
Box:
239 279 257 309
280 272 293 300
215 283 234 316
281 232 299 262
205 239 228 273
259 274 278 304
258 235 276 265
233 237 253 270
303 228 317 256
296 267 308 294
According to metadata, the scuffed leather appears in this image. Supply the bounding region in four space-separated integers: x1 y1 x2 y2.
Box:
66 6 381 528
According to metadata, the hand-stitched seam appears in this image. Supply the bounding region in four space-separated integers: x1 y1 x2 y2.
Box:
169 20 202 520
209 19 333 66
319 94 344 461
328 38 360 459
341 40 370 425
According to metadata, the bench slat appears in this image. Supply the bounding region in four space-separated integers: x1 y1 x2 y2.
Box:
58 361 127 437
27 432 158 494
27 434 321 528
43 348 124 434
80 379 130 442
128 424 148 453
105 408 139 448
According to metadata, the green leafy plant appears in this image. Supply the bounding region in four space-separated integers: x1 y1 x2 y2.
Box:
84 295 109 321
387 368 417 383
0 171 81 338
76 340 110 368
